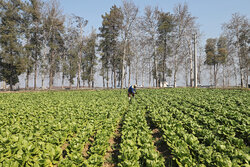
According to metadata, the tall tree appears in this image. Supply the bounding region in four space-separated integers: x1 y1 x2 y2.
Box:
217 36 228 87
43 0 64 89
141 6 160 87
82 29 97 88
121 0 138 88
22 1 33 90
157 11 175 86
0 0 25 90
223 13 249 88
205 38 217 87
205 38 227 87
238 20 249 87
29 0 43 90
99 5 123 88
172 3 195 88
73 15 88 89
21 0 43 90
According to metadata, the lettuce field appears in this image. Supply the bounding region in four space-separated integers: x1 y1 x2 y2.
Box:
0 88 249 167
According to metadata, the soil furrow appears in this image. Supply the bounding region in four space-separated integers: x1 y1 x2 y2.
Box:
146 110 178 167
103 113 126 167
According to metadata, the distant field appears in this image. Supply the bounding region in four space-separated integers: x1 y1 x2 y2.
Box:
0 88 249 167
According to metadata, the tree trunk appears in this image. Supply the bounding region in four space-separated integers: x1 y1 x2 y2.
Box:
240 71 244 88
49 51 54 90
209 66 213 86
142 66 144 87
61 73 64 89
198 57 202 86
174 70 177 88
223 64 225 88
149 61 151 87
214 64 216 88
69 78 72 89
114 68 116 88
173 55 178 88
88 80 90 88
41 73 45 89
49 68 53 90
129 64 132 86
117 69 120 87
135 64 138 85
2 81 6 90
124 66 127 87
233 62 238 86
185 69 188 87
185 58 188 87
9 64 13 91
34 62 37 90
77 59 81 89
121 38 126 89
9 74 13 91
226 68 230 87
189 41 193 87
90 65 93 88
236 38 244 88
25 69 30 90
111 70 113 88
10 78 13 91
102 75 105 88
154 42 158 87
106 69 109 88
163 38 167 82
246 68 248 88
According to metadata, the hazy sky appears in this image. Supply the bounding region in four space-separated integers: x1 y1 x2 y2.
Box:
59 0 250 41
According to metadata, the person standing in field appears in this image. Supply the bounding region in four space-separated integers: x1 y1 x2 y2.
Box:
128 85 136 102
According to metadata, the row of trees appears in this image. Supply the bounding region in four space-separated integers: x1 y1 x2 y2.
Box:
0 0 97 90
0 0 249 90
98 2 202 88
205 13 249 88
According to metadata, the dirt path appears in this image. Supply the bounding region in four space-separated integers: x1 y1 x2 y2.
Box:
103 113 126 167
146 111 178 167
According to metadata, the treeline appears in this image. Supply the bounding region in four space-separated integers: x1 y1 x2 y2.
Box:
0 0 96 90
205 14 249 88
0 0 249 90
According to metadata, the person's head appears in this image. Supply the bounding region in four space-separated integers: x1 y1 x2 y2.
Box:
133 84 137 88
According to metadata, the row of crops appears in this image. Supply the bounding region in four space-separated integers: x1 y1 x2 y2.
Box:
0 88 249 166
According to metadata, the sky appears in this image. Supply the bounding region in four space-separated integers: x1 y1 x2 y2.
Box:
59 0 250 41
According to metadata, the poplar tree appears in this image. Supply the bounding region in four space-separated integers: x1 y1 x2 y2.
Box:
223 13 249 88
121 0 138 88
43 0 64 89
22 1 33 89
82 29 97 88
141 6 160 87
74 15 88 89
172 3 195 88
22 0 43 90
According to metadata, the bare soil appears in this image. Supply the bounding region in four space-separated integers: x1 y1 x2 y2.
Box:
146 111 178 167
103 116 125 167
82 136 95 159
